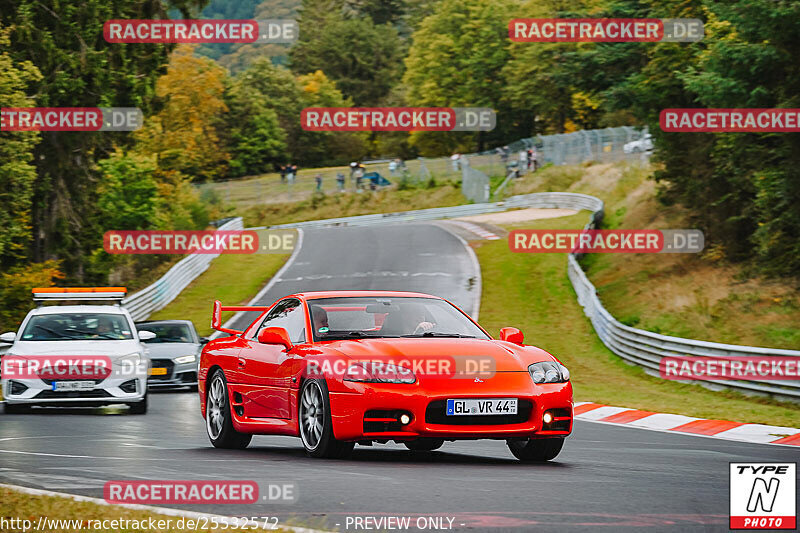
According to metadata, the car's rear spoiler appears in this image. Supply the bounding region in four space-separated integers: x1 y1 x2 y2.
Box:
211 300 270 335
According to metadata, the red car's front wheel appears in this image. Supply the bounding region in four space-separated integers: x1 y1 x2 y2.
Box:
205 370 252 449
507 437 564 462
299 379 354 459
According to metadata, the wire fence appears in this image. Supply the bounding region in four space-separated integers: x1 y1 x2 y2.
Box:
194 126 651 208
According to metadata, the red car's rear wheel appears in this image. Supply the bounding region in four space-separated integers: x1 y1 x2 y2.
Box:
299 379 354 459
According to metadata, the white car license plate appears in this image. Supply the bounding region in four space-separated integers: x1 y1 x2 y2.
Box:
52 381 94 392
446 398 517 416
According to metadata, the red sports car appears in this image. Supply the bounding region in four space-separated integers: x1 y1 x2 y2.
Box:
199 291 573 462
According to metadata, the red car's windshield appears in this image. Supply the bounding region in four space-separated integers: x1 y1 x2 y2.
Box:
307 297 489 341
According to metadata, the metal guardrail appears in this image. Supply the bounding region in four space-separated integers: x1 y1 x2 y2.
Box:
261 192 800 402
554 195 800 402
122 217 244 321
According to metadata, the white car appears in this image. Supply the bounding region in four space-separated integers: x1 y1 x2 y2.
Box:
0 288 153 414
623 133 653 153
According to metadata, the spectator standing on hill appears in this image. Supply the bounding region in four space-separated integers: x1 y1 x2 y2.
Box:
315 173 323 191
279 165 287 184
336 172 345 191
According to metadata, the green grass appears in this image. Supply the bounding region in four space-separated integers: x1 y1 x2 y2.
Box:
475 214 800 427
147 231 292 336
242 182 467 228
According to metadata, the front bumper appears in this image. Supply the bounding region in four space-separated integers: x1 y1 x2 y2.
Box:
147 358 198 388
328 374 573 441
2 375 147 406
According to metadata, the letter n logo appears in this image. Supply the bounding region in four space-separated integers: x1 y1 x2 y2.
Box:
747 478 780 512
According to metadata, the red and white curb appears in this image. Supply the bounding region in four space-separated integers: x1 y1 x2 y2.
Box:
574 402 800 447
448 220 500 240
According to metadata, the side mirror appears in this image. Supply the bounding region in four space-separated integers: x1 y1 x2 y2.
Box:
0 332 16 343
199 337 210 345
499 327 524 346
258 327 292 350
138 330 157 341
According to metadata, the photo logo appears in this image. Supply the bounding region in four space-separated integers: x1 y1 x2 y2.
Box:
509 229 704 253
301 107 496 132
509 18 703 42
661 109 800 132
103 20 298 44
730 463 796 529
1 108 142 131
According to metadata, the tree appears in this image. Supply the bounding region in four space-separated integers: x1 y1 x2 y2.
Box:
403 0 517 152
0 0 207 278
223 81 288 177
234 59 366 166
135 45 230 182
0 26 40 269
290 14 404 105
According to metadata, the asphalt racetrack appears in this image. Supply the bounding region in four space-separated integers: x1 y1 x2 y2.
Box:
1 223 796 532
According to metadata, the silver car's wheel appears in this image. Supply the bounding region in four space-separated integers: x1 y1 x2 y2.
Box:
206 374 225 440
299 380 325 451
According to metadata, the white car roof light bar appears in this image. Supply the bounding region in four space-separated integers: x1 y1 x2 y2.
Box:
32 287 128 304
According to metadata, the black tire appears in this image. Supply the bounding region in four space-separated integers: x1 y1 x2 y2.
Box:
129 394 148 415
205 370 252 449
404 438 444 452
3 403 29 414
298 379 354 459
507 437 564 462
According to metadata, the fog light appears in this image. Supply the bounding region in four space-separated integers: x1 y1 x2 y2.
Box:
399 413 411 425
543 412 553 424
9 380 28 395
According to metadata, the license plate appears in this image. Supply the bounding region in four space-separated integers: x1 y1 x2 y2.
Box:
446 398 518 416
52 381 94 392
149 367 167 376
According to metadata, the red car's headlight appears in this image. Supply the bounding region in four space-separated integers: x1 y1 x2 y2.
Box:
344 362 416 384
528 362 570 384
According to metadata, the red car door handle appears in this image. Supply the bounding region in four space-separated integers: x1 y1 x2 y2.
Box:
238 357 246 367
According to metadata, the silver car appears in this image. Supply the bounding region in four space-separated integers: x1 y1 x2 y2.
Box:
135 320 207 390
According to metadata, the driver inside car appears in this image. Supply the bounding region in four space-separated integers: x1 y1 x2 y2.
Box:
311 306 329 334
381 303 435 336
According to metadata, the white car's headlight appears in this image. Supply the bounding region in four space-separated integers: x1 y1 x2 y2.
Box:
117 352 142 365
344 362 416 384
115 352 146 376
175 354 196 364
528 362 569 384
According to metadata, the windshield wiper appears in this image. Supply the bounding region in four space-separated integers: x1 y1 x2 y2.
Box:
401 332 476 338
320 331 399 340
